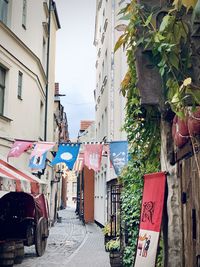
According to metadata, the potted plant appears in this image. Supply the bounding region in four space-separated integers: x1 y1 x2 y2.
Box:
102 223 112 251
106 238 122 267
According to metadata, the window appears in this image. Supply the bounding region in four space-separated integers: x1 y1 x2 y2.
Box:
17 71 23 99
22 0 27 28
0 65 6 115
0 0 8 24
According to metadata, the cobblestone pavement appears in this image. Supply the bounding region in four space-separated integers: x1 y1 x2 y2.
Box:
17 207 110 267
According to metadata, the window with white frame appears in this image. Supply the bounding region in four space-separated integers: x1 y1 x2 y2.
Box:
17 71 23 99
0 65 6 115
0 0 9 25
22 0 27 28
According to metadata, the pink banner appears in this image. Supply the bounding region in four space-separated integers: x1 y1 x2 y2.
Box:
30 142 55 159
134 172 166 267
7 140 33 159
84 144 103 171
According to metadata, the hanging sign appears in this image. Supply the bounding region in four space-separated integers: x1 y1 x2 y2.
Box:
84 144 103 171
109 141 128 176
7 140 33 159
51 144 80 170
134 172 166 267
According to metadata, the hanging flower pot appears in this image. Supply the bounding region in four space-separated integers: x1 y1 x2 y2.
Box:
187 107 200 136
177 117 189 137
172 115 189 148
174 132 189 148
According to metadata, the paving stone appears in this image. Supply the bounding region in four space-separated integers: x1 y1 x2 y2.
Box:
17 207 110 267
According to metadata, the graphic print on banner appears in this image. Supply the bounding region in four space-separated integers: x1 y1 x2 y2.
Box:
109 141 128 175
134 172 166 267
29 152 47 170
7 140 33 159
84 144 103 172
30 142 55 159
51 144 80 170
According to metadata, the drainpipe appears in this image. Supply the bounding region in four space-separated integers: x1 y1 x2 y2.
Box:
44 0 52 141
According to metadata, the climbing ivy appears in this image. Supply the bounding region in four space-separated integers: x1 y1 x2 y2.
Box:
119 61 161 266
114 1 200 266
116 0 200 117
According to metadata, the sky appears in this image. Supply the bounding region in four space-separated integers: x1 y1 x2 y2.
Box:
55 0 96 139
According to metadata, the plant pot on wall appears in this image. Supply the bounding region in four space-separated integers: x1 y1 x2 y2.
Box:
188 107 200 136
135 47 164 108
109 251 123 267
172 115 189 148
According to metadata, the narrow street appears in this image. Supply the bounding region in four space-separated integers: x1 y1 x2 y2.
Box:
18 207 110 267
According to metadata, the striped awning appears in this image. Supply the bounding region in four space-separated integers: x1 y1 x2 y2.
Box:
0 158 46 194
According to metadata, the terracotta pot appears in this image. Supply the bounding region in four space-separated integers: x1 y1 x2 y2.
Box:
172 115 189 148
172 115 178 139
177 117 189 136
188 107 200 136
174 132 189 148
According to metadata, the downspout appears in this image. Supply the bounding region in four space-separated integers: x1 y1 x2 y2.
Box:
44 0 52 141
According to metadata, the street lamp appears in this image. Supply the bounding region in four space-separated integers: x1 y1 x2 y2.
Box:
51 170 63 185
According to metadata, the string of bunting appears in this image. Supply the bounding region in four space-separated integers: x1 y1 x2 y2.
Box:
0 136 128 176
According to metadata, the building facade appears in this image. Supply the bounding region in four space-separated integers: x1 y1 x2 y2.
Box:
0 0 61 221
94 0 127 226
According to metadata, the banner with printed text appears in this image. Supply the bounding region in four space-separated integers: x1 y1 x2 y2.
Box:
134 172 166 267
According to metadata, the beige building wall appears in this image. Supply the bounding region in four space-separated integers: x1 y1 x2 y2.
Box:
94 0 127 225
0 1 60 214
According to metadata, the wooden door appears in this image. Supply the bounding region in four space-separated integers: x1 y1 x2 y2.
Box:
178 152 200 267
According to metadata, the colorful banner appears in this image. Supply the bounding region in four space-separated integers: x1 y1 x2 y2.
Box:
84 144 103 171
109 141 128 176
29 152 47 170
30 142 55 159
134 172 166 267
7 140 33 159
51 144 80 170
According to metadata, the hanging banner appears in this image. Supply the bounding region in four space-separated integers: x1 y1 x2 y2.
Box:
134 172 166 267
109 141 128 176
84 144 103 171
51 144 80 170
29 152 47 170
30 142 55 159
7 140 33 159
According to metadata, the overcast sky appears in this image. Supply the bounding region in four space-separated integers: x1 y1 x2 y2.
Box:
55 0 96 138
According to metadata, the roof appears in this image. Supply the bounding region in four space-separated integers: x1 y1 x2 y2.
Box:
80 120 94 131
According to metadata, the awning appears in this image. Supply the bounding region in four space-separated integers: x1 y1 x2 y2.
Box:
0 158 46 194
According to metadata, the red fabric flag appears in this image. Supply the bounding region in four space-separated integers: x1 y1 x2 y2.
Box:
84 144 103 172
7 140 33 159
134 172 166 267
30 142 55 159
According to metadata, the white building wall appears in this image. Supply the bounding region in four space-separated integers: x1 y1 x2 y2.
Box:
94 0 127 226
0 1 60 214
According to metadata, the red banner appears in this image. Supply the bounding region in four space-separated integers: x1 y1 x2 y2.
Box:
84 144 103 172
7 140 33 159
134 172 166 267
